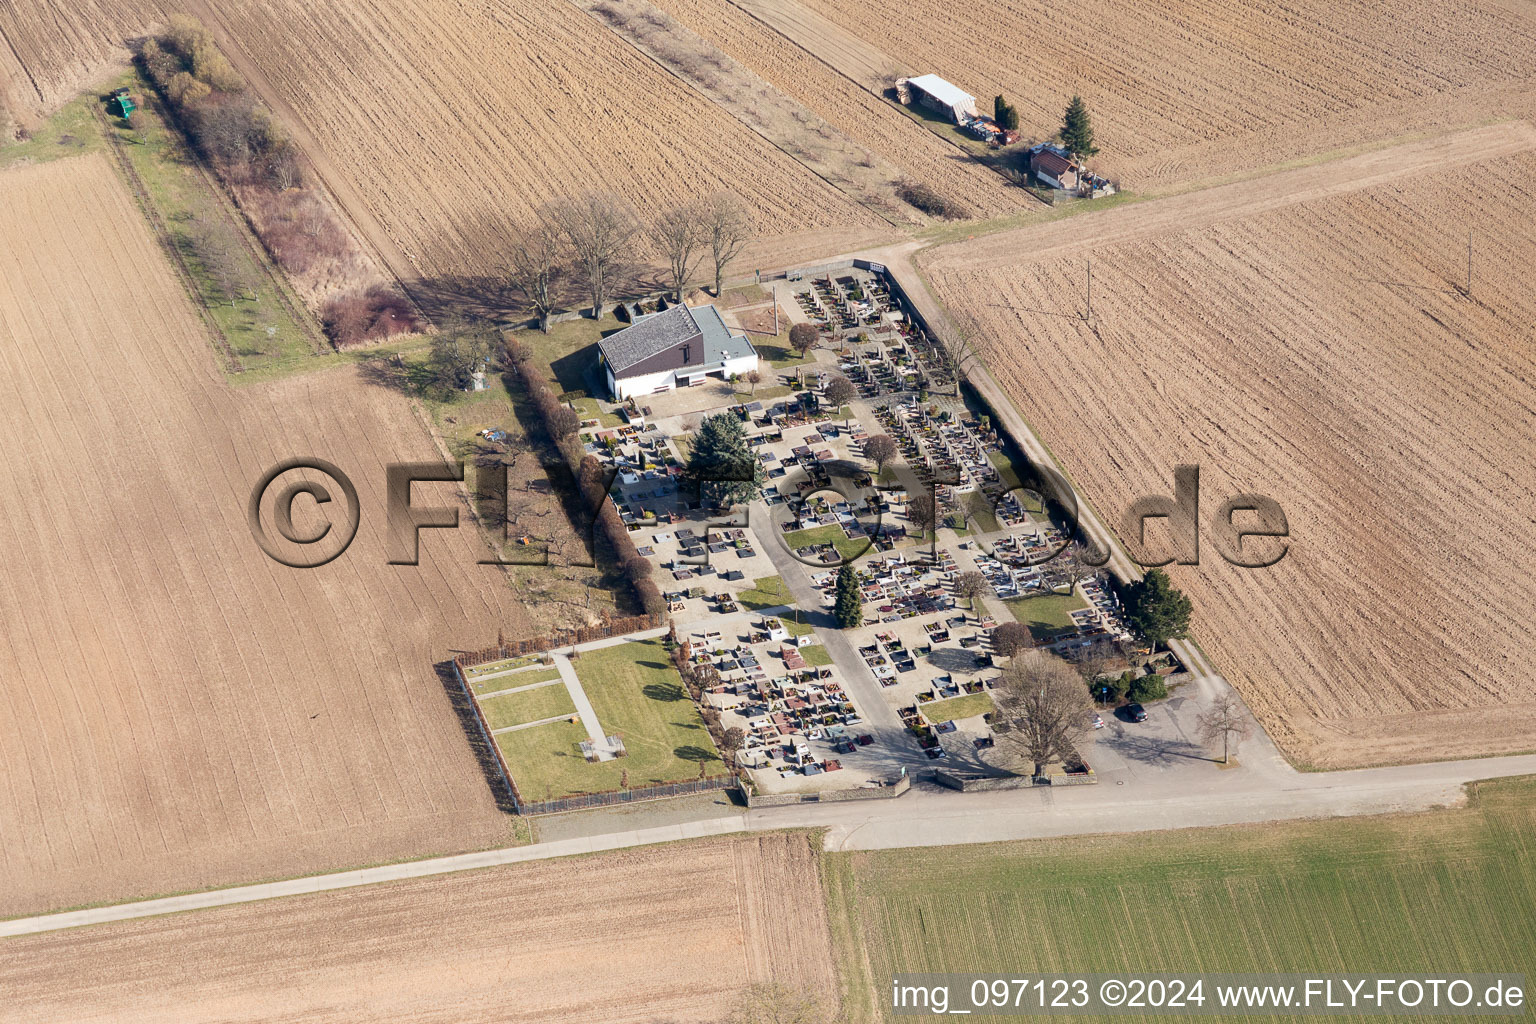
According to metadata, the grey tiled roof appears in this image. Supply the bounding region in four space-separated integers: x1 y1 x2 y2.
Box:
599 305 702 374
600 304 756 377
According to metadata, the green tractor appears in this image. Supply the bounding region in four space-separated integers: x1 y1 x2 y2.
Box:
106 88 136 120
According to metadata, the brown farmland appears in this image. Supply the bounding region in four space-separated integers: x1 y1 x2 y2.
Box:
923 124 1536 769
0 0 165 118
790 0 1536 188
181 0 888 288
0 153 532 917
0 835 837 1024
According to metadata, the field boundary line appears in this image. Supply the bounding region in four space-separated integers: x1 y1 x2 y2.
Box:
0 817 751 938
91 104 244 374
176 0 433 327
567 0 906 228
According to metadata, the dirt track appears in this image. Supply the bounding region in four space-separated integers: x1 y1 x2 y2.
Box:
0 835 835 1023
923 126 1536 768
0 154 532 916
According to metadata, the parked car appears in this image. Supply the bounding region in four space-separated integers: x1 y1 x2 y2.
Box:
1124 702 1148 723
1091 712 1105 730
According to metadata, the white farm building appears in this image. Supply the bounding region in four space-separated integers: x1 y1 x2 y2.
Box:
599 303 759 401
898 75 979 124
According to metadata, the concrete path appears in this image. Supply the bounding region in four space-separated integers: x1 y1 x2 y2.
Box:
489 713 578 736
474 677 566 701
551 654 613 758
6 752 1534 938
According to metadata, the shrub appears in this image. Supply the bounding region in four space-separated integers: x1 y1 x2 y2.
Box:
1129 673 1167 703
321 285 420 348
166 71 211 107
1092 672 1130 704
163 14 209 60
191 41 244 92
895 179 966 220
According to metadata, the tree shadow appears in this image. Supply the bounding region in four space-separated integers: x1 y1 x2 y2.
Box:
674 744 719 762
643 682 686 702
926 647 983 673
433 660 518 814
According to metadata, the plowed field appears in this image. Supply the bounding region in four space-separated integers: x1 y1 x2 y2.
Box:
1 835 837 1024
183 0 885 284
791 0 1536 188
0 154 531 916
0 0 163 117
923 126 1536 768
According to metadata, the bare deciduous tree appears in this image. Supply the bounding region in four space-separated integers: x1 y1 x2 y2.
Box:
648 199 706 301
702 191 751 296
955 570 988 610
789 322 819 358
906 492 937 534
994 652 1094 777
554 191 635 318
506 210 565 332
991 621 1032 658
1197 692 1252 764
725 983 837 1024
744 369 762 395
862 433 897 474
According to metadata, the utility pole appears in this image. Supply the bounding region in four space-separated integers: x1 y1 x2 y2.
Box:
1466 228 1473 296
1085 259 1093 322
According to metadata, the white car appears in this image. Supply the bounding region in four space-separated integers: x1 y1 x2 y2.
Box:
1091 713 1105 730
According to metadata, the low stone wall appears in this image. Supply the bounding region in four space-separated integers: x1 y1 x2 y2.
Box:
744 773 910 807
932 769 1096 791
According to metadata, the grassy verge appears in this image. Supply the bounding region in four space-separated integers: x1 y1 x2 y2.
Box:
824 775 1536 1023
738 575 793 610
470 664 563 697
103 73 323 375
0 91 105 169
921 691 994 723
480 682 578 731
1006 588 1088 641
785 524 870 562
800 645 834 668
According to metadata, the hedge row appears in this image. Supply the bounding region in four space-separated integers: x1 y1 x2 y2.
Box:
505 340 666 619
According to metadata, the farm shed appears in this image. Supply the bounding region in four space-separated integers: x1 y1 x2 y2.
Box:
899 75 978 124
1029 145 1080 190
599 303 759 400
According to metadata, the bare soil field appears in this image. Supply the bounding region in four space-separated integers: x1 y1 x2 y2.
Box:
1 835 837 1023
648 0 1027 220
922 124 1536 769
787 0 1536 189
181 0 885 288
0 154 534 917
0 0 163 120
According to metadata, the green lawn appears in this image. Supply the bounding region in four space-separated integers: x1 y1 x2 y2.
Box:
470 664 564 697
1006 588 1089 641
800 644 834 668
738 575 793 611
785 524 872 562
480 681 578 731
497 639 725 800
464 654 541 679
494 720 593 802
778 615 816 637
571 396 622 428
824 776 1536 1023
0 90 105 170
517 313 625 395
754 337 815 370
922 691 994 723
